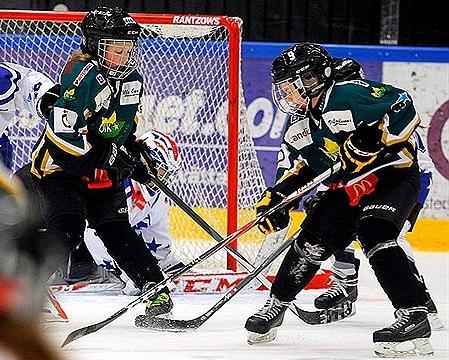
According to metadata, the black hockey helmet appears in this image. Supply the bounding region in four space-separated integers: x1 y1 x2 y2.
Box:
271 43 333 116
332 57 365 82
81 7 142 79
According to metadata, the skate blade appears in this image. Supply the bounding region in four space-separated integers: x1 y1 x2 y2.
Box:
247 328 277 345
374 338 434 357
428 313 445 331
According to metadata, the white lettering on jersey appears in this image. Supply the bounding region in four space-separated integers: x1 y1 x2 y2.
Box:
94 86 112 112
283 118 312 150
120 80 141 105
322 110 356 133
53 106 77 133
73 63 94 86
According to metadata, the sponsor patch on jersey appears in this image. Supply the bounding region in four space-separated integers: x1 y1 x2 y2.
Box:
322 110 356 133
53 106 77 133
283 118 312 150
95 74 106 86
94 86 112 112
120 80 141 105
73 63 94 87
99 111 125 138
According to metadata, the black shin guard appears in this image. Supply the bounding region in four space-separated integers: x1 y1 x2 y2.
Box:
271 230 332 302
95 221 164 289
359 219 428 309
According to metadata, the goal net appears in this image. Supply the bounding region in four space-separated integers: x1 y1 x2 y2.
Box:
0 12 270 272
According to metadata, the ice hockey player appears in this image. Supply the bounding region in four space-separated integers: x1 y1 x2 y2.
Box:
245 43 434 357
309 57 443 331
0 62 57 167
82 130 184 293
29 6 173 320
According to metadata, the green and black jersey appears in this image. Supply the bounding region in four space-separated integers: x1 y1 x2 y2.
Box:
31 58 143 179
276 79 420 183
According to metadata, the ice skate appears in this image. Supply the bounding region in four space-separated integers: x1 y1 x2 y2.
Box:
245 295 289 345
314 272 358 310
373 306 433 357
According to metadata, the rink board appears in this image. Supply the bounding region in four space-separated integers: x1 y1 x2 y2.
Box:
169 207 449 252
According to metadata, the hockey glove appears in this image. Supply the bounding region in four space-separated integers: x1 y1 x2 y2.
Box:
129 157 154 184
255 188 290 235
339 133 380 176
101 142 136 185
36 83 60 119
123 134 144 158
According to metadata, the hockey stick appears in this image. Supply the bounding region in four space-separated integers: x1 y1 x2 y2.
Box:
141 150 351 325
135 229 297 331
61 163 331 347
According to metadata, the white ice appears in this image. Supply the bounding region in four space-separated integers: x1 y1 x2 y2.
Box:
44 251 449 360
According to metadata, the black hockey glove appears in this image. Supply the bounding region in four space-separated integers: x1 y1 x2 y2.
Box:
36 84 60 119
339 125 384 181
101 142 136 185
303 191 325 214
123 133 143 158
129 157 154 184
255 187 290 235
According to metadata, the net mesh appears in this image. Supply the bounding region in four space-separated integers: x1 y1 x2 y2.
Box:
0 16 268 270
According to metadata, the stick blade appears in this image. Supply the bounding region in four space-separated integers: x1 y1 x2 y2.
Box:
62 326 93 347
134 315 201 332
293 300 354 325
61 308 127 347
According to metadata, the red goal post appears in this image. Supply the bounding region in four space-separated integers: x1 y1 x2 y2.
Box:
0 10 269 271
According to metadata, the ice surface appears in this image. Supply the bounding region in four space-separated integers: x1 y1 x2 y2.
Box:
44 251 448 360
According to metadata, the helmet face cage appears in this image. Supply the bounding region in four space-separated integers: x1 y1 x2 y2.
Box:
80 7 141 79
138 130 181 196
272 76 310 116
98 38 140 80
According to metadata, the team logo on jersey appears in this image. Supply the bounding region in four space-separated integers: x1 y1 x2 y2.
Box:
390 92 411 113
370 86 387 98
319 137 340 161
99 112 125 138
63 88 76 101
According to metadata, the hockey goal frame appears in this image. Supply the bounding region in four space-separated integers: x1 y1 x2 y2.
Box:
0 10 244 270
